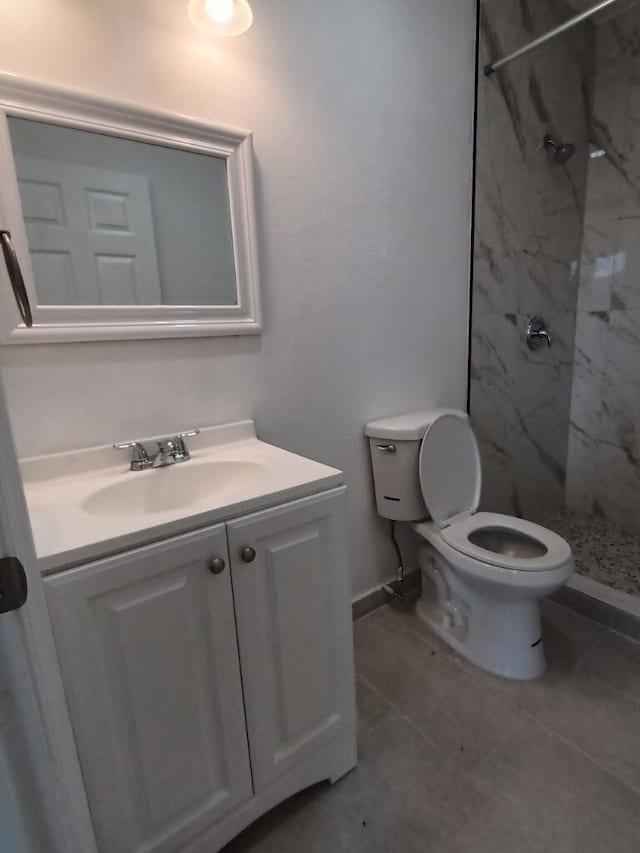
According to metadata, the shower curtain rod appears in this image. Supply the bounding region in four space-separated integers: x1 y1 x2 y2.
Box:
484 0 619 76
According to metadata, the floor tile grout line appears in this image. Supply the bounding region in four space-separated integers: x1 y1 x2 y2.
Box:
575 652 640 711
357 662 526 788
523 704 640 801
359 603 640 796
355 671 449 756
383 609 473 674
363 601 640 704
355 668 508 821
572 625 609 664
465 710 534 776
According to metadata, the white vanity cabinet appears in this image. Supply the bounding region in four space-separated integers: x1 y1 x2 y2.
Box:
228 489 355 792
43 487 356 853
44 522 253 853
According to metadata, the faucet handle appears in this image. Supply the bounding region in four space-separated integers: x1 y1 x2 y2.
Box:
526 316 552 350
175 429 200 440
113 441 153 471
171 429 200 462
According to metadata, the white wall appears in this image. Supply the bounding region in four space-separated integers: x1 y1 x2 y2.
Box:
0 0 476 599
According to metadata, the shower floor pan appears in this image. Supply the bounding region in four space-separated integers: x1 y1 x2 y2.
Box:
543 511 640 623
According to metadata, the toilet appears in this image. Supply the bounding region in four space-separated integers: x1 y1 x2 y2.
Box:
365 408 573 680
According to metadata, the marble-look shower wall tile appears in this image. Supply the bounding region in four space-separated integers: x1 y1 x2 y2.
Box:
599 310 640 446
594 309 640 528
513 429 567 522
565 6 640 533
469 311 521 515
565 310 609 514
471 0 591 517
469 312 519 449
519 230 579 317
619 58 640 217
606 49 640 224
595 442 640 529
613 215 640 309
565 436 594 516
576 154 621 313
515 312 575 520
473 181 522 315
569 311 609 442
474 41 538 314
476 436 522 516
577 24 631 312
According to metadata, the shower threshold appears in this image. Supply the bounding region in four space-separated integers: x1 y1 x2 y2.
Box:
543 511 640 636
566 573 640 620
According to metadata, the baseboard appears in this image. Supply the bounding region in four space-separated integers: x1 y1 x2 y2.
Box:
351 568 421 621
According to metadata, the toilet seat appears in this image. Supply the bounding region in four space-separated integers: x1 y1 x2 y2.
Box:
417 411 570 573
441 512 571 571
418 412 481 528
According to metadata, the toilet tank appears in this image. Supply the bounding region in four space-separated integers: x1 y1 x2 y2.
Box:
364 409 462 521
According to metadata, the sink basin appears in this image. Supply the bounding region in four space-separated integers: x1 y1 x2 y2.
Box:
82 460 269 517
21 420 344 572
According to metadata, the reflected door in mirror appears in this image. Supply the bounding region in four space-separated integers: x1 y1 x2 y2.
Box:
8 117 238 307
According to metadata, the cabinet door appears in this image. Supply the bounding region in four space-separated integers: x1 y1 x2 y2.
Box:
44 525 252 853
228 487 356 791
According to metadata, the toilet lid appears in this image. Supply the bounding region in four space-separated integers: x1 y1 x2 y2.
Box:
418 412 481 528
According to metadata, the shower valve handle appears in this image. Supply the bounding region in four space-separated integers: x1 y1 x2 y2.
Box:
526 316 552 350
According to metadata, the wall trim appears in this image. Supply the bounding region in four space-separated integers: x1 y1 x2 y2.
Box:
352 568 421 621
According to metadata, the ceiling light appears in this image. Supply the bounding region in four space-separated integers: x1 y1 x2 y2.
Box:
188 0 253 36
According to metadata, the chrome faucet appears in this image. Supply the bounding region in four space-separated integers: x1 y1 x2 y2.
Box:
114 430 200 471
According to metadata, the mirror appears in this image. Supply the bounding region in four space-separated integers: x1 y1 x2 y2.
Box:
8 117 237 307
0 75 261 343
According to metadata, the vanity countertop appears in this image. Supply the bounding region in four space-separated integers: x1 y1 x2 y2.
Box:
21 421 343 573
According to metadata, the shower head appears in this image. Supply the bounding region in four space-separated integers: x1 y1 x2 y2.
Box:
543 134 576 164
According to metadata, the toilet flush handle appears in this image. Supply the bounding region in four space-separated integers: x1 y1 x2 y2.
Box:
376 443 397 453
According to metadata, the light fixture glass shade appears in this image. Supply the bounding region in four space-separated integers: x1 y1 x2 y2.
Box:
188 0 253 36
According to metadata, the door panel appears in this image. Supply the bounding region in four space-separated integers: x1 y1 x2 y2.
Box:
45 525 252 853
16 157 162 305
228 487 355 791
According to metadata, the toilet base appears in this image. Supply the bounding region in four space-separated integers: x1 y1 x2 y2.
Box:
416 593 546 680
417 549 548 680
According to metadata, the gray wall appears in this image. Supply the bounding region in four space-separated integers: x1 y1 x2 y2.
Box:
470 0 591 521
566 7 640 530
0 0 476 600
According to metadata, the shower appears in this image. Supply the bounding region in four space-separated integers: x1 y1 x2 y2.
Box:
543 133 576 163
473 0 640 630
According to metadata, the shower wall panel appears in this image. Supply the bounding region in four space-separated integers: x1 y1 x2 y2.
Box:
470 0 591 520
566 11 640 529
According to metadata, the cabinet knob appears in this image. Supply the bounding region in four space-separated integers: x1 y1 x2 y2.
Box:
240 546 256 563
209 557 226 574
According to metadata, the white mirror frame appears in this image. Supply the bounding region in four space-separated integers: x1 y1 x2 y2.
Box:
0 74 261 343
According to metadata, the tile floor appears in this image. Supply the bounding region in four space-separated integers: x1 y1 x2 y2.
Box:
223 597 640 853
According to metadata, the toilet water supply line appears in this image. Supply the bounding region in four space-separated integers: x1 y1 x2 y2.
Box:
383 521 406 600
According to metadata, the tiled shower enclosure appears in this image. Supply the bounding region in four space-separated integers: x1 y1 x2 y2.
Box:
470 0 640 596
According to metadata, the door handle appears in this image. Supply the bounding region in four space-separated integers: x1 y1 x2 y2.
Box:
240 546 256 563
0 557 28 613
0 231 32 328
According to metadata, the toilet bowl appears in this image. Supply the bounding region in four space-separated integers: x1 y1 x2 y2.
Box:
365 409 573 680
